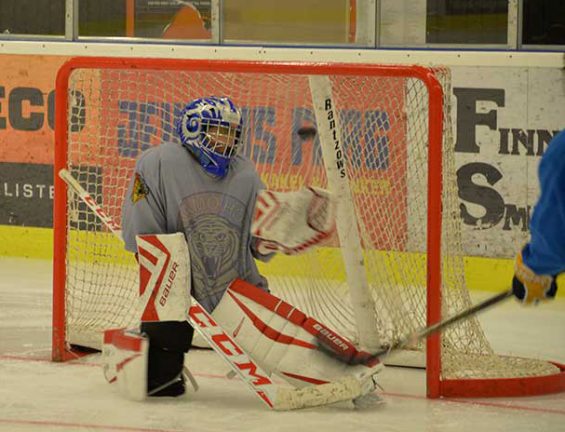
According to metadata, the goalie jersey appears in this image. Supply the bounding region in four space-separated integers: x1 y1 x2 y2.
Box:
122 142 268 312
522 129 565 276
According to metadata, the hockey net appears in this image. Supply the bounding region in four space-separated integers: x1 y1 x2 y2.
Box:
53 57 564 398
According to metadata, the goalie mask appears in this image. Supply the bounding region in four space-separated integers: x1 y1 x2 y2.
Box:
176 96 243 178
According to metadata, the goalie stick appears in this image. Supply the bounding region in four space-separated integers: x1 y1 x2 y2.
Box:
58 168 377 410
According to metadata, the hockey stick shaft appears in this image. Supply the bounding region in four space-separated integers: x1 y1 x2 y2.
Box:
366 289 514 361
59 169 122 238
417 290 513 340
59 168 368 410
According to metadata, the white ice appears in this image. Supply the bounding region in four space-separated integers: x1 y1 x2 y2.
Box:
1 257 564 432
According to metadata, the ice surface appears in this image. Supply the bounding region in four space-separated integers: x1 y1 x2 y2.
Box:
0 257 564 431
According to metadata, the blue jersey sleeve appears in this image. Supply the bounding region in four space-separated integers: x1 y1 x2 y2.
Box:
522 129 565 276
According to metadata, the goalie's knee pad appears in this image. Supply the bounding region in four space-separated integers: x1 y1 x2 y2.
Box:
141 321 194 397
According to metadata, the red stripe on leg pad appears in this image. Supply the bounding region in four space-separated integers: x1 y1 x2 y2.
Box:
229 279 307 324
227 279 379 367
139 263 151 296
229 279 280 308
281 371 329 385
137 245 158 266
288 309 307 325
104 328 144 352
136 234 172 322
227 289 317 350
274 301 293 319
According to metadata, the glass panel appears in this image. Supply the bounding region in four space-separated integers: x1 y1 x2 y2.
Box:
380 0 508 47
522 0 565 46
380 1 427 47
132 0 211 39
79 0 211 40
223 0 357 45
79 0 126 37
426 0 508 44
0 0 65 36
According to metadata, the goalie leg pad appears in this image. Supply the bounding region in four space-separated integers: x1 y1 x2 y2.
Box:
102 328 149 401
132 233 196 396
141 320 194 397
135 232 192 322
212 279 383 399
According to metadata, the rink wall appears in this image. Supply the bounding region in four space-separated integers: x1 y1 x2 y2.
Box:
0 42 563 295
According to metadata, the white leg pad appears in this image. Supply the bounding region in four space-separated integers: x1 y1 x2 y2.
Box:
135 232 192 322
101 233 192 401
212 279 383 394
102 328 149 401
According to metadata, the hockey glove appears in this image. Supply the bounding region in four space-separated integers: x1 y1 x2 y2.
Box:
512 251 558 304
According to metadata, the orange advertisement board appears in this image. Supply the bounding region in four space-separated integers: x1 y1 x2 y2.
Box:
0 55 71 226
0 55 71 165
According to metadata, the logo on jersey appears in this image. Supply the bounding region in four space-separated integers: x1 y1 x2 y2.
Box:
131 172 149 203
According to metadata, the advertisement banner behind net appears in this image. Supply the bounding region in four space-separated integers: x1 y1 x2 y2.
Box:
82 69 408 249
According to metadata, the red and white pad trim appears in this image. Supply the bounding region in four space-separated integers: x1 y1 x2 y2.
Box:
136 233 191 323
212 279 382 389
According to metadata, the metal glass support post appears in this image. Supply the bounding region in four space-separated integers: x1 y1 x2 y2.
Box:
65 0 78 41
210 0 223 44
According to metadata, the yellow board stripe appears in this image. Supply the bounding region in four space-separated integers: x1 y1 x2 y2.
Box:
0 225 561 298
0 226 54 259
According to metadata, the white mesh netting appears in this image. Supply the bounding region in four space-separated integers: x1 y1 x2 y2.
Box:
56 61 558 387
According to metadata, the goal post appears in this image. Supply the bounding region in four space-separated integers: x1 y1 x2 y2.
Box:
53 56 565 398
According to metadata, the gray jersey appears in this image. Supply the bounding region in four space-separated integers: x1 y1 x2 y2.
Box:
122 142 268 312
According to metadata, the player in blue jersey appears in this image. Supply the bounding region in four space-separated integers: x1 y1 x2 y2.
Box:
121 96 272 397
512 129 564 304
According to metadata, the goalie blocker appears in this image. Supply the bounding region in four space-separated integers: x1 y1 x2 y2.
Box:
102 232 382 408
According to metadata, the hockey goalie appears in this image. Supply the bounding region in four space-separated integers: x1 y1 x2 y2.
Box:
99 96 382 409
102 230 382 409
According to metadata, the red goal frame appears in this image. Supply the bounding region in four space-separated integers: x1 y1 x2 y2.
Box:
52 57 565 399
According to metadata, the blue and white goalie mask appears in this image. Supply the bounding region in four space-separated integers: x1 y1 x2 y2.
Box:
176 96 243 178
